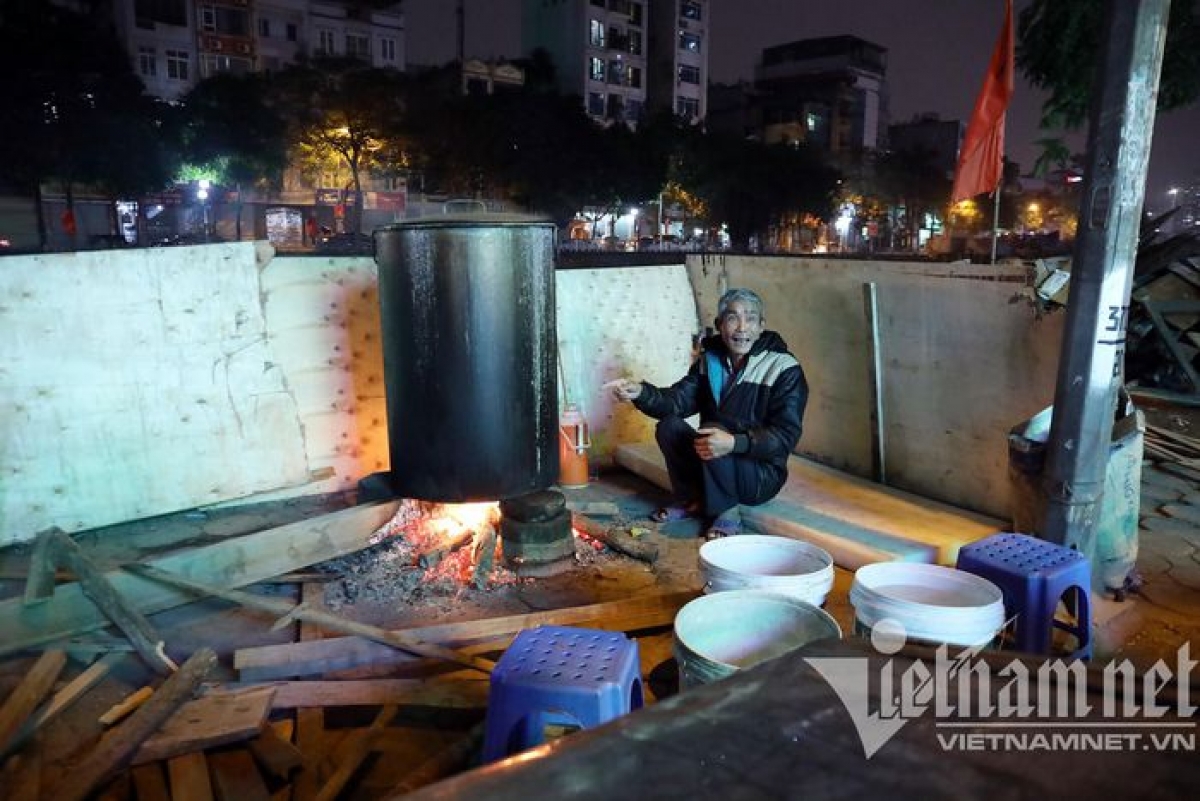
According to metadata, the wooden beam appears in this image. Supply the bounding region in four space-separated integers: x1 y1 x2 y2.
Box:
47 648 217 801
130 764 171 801
41 530 175 675
292 582 325 801
384 721 485 797
234 590 694 681
245 724 304 780
0 501 400 656
208 748 271 801
129 564 496 675
132 686 275 765
22 529 59 605
167 752 214 801
230 678 489 709
571 513 659 563
313 704 398 801
0 651 67 758
6 653 126 757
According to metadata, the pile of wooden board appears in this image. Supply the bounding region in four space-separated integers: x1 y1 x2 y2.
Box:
0 502 694 800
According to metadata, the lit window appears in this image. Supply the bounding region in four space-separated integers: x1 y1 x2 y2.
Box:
589 19 605 47
166 49 189 80
679 32 701 52
681 1 703 21
806 112 819 131
629 31 642 55
589 57 604 81
138 46 157 77
627 65 641 88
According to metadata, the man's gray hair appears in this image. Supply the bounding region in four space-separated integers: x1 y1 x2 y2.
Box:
717 288 765 322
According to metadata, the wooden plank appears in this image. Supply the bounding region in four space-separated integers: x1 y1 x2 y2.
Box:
0 501 400 656
48 648 217 801
42 529 175 675
7 653 126 756
293 582 324 801
235 679 489 709
132 686 275 765
130 564 496 675
130 763 171 801
246 724 304 780
99 686 154 727
208 748 271 801
234 591 694 681
385 721 485 796
167 752 214 801
0 737 43 801
0 651 67 758
617 442 1002 567
313 705 398 801
23 530 58 605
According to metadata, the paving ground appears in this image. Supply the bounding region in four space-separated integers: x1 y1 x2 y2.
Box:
1 431 1198 797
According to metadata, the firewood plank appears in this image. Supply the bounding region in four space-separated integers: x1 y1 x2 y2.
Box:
384 721 485 796
208 748 271 801
293 582 325 801
131 686 275 765
0 501 399 656
3 653 126 759
167 752 215 801
245 723 305 779
130 763 171 801
47 648 217 801
313 704 398 801
234 590 694 681
0 650 67 758
0 737 43 801
231 678 489 709
129 564 496 675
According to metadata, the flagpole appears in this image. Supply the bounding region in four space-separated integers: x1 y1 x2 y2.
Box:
990 185 1000 264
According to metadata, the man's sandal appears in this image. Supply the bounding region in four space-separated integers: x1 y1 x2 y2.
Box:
703 517 741 541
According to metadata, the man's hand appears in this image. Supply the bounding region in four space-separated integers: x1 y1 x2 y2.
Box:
610 378 643 402
694 427 735 460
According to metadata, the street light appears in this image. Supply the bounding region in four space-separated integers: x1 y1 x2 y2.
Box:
197 179 211 243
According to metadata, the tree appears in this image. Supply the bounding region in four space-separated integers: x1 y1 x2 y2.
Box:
875 147 953 249
178 73 288 239
1018 0 1200 129
274 58 409 234
0 0 178 246
675 134 839 250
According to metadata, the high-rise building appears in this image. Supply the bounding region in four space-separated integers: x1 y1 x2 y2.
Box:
754 35 888 156
521 0 708 127
106 1 405 101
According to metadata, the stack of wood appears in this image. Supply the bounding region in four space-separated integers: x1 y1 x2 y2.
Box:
0 502 692 800
1144 421 1200 468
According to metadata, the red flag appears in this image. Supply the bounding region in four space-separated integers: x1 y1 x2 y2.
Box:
951 0 1015 203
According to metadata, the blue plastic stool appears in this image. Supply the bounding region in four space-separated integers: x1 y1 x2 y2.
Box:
956 532 1092 659
482 625 643 762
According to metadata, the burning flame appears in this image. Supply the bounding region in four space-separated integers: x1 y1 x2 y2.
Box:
428 502 500 539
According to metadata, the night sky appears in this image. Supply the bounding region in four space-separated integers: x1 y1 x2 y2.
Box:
404 0 1200 208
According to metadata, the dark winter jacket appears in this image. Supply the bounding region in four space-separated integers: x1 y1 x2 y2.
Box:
633 330 807 478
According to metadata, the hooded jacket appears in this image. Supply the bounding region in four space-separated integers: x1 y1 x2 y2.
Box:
633 330 807 478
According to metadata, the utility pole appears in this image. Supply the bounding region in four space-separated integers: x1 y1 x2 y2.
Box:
1041 0 1171 553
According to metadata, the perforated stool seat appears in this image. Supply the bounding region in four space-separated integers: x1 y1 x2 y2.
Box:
956 532 1092 659
482 625 643 762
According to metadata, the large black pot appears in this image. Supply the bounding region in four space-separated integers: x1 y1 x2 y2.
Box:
373 215 558 501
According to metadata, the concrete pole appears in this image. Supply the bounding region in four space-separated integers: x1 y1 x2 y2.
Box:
1041 0 1170 550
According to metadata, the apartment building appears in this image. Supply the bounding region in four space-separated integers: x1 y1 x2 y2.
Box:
521 0 708 127
754 35 888 156
108 0 405 101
